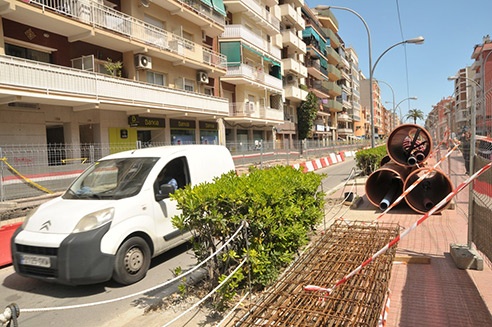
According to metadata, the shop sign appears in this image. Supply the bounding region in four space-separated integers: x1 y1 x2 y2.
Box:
199 121 218 130
128 115 165 128
170 119 196 129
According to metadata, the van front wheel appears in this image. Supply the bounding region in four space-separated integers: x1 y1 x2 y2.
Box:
113 237 151 285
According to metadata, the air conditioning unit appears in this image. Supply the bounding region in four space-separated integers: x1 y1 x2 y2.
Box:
135 54 152 69
286 74 296 83
197 71 209 84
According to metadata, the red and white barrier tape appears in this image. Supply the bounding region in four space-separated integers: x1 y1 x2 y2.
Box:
374 142 460 221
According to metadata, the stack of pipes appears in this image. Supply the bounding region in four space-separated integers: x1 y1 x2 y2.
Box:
365 124 453 214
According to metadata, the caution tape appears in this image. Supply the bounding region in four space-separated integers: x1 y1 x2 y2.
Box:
0 157 54 194
373 142 460 221
19 221 247 314
304 161 492 296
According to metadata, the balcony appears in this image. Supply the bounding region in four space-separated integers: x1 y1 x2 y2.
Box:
322 27 340 49
284 85 308 102
222 25 281 60
281 30 307 54
338 128 353 135
282 58 308 77
5 0 227 71
0 55 229 116
325 46 341 65
222 63 283 93
337 113 352 122
279 4 305 30
324 80 341 97
223 0 280 35
229 102 284 122
327 99 343 112
327 65 341 81
316 8 339 32
306 60 328 80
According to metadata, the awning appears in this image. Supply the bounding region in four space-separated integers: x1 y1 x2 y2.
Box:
220 42 241 65
201 0 213 7
211 0 226 17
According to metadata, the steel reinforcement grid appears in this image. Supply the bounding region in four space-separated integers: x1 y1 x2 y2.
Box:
235 220 400 327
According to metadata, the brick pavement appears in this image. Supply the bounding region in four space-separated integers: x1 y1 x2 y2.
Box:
327 152 492 326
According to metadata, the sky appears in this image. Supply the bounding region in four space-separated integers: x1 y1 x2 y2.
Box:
306 0 492 125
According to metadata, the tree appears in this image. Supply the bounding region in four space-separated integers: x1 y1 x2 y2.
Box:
297 92 319 139
405 108 424 124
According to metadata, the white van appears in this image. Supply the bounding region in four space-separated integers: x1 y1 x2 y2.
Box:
11 145 235 285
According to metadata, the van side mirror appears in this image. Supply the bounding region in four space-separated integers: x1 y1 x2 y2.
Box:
155 184 175 201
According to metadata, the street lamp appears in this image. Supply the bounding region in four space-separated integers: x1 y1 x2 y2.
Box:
448 74 484 248
395 96 418 126
376 80 395 130
315 5 424 147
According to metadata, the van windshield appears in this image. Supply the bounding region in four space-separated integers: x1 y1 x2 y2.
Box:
63 157 159 200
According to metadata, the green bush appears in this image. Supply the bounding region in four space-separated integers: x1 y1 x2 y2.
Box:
355 145 387 175
171 166 325 310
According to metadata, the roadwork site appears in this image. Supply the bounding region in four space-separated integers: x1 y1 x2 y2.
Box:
233 220 399 326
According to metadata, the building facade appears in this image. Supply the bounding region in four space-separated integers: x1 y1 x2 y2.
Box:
0 0 365 155
0 0 229 154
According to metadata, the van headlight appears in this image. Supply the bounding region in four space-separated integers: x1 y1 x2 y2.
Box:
73 208 114 233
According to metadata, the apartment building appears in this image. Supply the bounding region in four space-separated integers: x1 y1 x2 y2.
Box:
278 0 307 148
360 78 383 139
302 6 342 142
470 35 492 136
219 0 284 149
448 67 474 136
0 0 228 154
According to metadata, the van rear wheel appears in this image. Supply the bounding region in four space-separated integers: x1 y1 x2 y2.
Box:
113 237 151 285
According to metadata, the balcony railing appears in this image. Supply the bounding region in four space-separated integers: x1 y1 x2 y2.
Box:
0 55 228 115
28 0 227 69
279 3 305 30
224 0 280 33
229 102 283 121
222 25 281 60
224 64 283 92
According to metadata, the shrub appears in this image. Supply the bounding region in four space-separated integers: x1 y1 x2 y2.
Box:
355 145 387 175
171 166 325 310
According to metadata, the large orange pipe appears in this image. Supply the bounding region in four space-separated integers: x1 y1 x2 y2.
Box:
365 161 414 210
404 167 453 214
387 124 432 167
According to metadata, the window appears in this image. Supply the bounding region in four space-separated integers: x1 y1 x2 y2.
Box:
147 71 167 86
175 77 195 92
204 87 214 96
5 43 51 63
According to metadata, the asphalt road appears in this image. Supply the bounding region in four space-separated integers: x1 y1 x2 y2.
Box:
0 158 358 327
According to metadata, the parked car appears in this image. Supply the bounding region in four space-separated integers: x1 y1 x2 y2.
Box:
11 145 235 285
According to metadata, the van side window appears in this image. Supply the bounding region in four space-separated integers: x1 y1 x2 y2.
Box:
155 157 189 195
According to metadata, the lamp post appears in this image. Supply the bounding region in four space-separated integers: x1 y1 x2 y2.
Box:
394 97 418 126
376 80 395 131
448 74 484 248
315 5 424 147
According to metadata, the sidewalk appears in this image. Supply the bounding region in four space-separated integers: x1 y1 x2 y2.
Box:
327 153 492 326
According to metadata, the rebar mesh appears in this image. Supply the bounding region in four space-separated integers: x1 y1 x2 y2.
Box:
235 220 400 327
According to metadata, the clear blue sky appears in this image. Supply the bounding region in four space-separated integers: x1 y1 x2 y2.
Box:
307 0 492 124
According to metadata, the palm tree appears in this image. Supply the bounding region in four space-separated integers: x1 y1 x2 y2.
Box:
405 108 425 124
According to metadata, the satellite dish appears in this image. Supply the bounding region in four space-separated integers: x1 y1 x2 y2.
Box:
140 0 150 8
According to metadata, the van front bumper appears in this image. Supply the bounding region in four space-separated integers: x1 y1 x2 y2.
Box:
11 223 114 285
